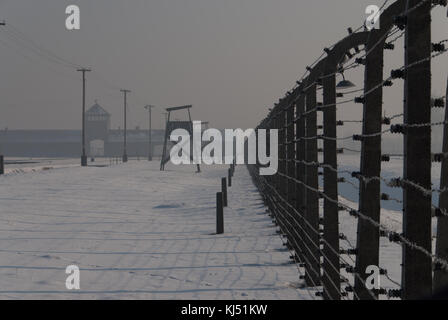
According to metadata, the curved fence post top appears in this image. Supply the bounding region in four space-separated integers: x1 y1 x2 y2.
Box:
302 0 407 77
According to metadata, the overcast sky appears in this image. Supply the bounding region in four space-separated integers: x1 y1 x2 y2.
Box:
0 0 447 132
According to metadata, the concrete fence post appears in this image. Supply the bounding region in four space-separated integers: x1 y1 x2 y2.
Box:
305 82 321 287
322 69 341 300
434 77 448 292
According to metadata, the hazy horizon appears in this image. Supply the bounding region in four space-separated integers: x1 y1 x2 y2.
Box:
0 0 447 133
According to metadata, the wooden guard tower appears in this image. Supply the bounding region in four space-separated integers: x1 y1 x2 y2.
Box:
160 105 201 172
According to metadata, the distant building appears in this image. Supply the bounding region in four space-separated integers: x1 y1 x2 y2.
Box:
0 101 165 158
86 101 111 156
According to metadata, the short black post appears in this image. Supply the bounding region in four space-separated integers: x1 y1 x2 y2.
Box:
81 155 88 167
228 169 232 187
0 155 4 175
216 192 224 234
222 177 228 207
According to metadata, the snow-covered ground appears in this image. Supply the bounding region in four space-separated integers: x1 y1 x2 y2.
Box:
3 157 112 175
0 154 441 300
0 160 311 300
338 197 403 296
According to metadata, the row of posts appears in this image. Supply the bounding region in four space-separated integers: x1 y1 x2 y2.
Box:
249 0 437 300
216 162 236 234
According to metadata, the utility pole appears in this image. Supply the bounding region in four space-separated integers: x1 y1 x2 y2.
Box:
120 89 131 163
354 30 384 300
322 68 341 300
77 68 91 167
144 105 155 161
0 21 5 173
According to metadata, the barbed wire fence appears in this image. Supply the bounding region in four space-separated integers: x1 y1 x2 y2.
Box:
247 0 448 300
